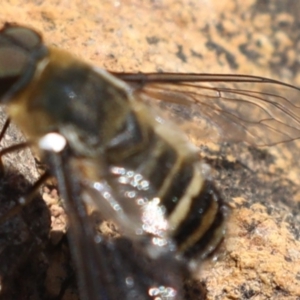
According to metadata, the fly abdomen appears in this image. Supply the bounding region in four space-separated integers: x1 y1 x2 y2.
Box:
106 103 226 262
170 179 226 260
156 150 226 260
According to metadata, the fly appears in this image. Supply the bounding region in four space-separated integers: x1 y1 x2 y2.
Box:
0 23 300 300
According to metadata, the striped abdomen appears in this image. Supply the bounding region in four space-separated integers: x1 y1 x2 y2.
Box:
106 105 226 261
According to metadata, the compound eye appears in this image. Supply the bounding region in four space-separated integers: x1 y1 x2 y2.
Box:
2 26 42 51
0 46 29 78
0 25 44 98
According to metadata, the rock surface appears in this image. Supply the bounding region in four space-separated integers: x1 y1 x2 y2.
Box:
1 0 300 299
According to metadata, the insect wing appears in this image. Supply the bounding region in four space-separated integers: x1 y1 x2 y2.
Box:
44 148 185 300
113 73 300 146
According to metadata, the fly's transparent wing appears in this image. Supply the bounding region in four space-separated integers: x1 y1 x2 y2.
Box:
44 149 185 300
113 73 300 146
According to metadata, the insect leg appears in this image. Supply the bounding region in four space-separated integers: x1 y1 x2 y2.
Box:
0 171 51 224
0 134 51 224
0 118 10 143
0 142 29 172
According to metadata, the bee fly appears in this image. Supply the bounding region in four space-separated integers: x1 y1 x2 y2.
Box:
0 23 300 300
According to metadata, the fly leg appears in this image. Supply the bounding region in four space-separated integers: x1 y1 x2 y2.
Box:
0 171 51 224
0 117 52 224
0 119 51 298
